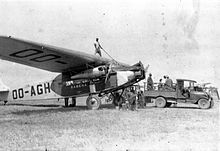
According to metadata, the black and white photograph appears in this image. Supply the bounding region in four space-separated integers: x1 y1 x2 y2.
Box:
0 0 219 150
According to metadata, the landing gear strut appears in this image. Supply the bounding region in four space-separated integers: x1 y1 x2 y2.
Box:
64 97 76 107
64 98 69 107
70 97 76 107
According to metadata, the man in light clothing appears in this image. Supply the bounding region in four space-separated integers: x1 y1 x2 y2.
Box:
94 38 103 56
165 76 173 88
164 76 174 91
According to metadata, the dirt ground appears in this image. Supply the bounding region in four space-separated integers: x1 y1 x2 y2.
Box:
0 97 219 151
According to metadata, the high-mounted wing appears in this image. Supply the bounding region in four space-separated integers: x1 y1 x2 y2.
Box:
0 36 110 73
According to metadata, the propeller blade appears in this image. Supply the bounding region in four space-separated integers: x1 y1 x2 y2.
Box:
145 64 149 72
105 62 113 83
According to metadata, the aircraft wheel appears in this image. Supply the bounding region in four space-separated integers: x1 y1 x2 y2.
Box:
155 97 166 108
86 95 101 110
198 99 210 109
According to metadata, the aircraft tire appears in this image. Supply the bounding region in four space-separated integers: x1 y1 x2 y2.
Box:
86 95 101 110
155 97 166 108
198 99 210 109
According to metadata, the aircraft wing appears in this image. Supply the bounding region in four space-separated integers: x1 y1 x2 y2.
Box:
0 36 111 73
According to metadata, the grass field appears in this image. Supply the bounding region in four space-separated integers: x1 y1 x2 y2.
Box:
0 97 219 151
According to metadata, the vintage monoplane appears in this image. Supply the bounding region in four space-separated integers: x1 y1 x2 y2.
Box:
0 36 146 109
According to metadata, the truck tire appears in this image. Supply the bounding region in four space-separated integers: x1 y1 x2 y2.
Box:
155 97 166 108
86 95 101 110
198 99 210 109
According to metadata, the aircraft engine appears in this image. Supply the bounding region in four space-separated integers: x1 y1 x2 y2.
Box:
71 66 107 80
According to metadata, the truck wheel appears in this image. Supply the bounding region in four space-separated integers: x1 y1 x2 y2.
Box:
86 95 101 110
155 97 166 108
198 99 210 109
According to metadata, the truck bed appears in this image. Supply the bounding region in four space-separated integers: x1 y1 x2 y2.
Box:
144 90 177 99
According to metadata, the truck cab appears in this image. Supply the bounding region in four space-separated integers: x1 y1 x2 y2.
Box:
144 79 214 109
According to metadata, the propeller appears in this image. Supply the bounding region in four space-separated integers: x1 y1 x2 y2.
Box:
144 64 150 80
144 64 149 73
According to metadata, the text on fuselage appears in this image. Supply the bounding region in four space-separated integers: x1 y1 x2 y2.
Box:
12 82 51 99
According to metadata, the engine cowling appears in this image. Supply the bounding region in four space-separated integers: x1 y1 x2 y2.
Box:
71 66 107 80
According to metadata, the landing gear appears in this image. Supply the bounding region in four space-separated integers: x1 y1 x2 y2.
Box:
69 97 76 107
86 95 101 110
64 98 69 107
64 97 76 107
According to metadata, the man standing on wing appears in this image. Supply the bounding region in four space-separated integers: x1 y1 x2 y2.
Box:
94 38 103 57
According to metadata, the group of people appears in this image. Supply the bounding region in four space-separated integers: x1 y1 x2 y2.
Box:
95 38 175 92
147 73 174 91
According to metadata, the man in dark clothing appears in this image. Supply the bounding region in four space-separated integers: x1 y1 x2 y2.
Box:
158 79 163 90
147 73 154 90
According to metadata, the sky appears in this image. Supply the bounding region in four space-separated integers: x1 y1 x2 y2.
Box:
0 0 219 88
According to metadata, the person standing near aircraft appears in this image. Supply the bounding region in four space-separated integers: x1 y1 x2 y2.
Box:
164 76 174 91
158 79 163 90
147 73 153 90
94 38 103 56
165 76 173 88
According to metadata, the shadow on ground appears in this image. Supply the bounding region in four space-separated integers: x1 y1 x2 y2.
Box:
10 103 116 116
